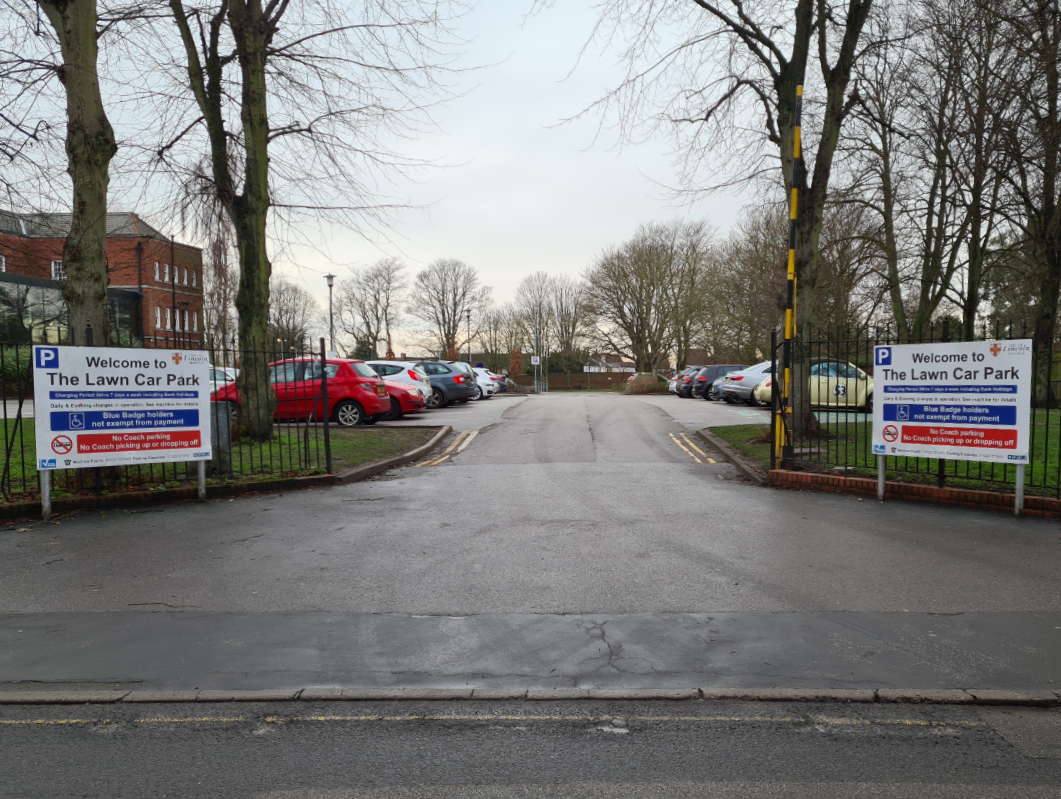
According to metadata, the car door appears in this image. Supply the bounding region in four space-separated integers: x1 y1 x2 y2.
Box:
834 361 868 409
809 361 839 408
297 360 340 419
269 361 301 420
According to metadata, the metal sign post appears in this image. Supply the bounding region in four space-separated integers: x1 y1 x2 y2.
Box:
775 84 803 470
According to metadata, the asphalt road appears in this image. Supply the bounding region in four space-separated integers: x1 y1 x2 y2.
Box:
1 392 1059 692
2 700 1060 798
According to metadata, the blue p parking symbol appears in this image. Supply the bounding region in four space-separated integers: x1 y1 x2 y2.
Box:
35 347 59 369
875 347 892 366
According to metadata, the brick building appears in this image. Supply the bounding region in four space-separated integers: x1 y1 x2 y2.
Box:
0 210 204 348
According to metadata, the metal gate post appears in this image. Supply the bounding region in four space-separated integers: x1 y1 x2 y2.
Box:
1014 463 1025 517
877 455 886 502
40 469 51 521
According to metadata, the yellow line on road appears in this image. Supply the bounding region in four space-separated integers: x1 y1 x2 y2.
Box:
669 433 702 464
680 434 716 463
454 430 478 453
416 430 469 466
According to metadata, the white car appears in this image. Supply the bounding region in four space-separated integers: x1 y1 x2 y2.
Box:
472 367 501 400
210 366 238 393
366 360 432 400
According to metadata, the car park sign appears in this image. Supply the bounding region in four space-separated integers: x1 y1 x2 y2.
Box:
871 340 1032 464
33 346 212 469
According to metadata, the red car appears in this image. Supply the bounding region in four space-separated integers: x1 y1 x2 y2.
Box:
381 379 426 420
211 357 389 426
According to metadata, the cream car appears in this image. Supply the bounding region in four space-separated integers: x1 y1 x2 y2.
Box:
808 360 874 412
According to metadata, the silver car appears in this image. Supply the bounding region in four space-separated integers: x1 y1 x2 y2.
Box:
722 361 774 404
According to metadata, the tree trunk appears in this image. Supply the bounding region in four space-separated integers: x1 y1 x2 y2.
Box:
38 0 117 346
230 0 275 440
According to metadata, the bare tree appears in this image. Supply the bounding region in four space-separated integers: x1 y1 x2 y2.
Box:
335 257 407 359
550 274 590 373
269 274 320 352
161 0 462 437
406 258 491 358
1 0 120 344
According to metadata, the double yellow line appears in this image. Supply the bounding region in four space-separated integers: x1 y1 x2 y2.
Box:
417 430 478 467
669 432 715 464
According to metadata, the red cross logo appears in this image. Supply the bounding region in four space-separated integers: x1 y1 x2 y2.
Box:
171 353 183 365
989 343 1001 357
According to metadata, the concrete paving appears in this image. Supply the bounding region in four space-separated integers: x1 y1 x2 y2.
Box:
1 392 1059 696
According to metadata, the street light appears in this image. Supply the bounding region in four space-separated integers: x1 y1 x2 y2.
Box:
463 308 471 363
325 274 336 353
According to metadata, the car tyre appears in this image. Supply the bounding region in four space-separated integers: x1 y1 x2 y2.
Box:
706 387 718 401
473 385 483 400
382 398 403 422
334 400 364 427
426 389 446 410
865 393 873 414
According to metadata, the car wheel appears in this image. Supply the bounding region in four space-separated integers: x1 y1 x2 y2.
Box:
473 385 483 400
382 398 403 421
865 393 873 414
426 389 445 409
706 387 718 401
334 400 364 427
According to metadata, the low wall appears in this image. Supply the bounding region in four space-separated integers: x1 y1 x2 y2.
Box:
510 373 629 390
768 469 1061 519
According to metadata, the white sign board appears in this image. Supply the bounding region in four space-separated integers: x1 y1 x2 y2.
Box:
871 340 1032 464
530 356 541 366
33 346 212 470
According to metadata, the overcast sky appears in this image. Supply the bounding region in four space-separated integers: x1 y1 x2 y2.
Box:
280 1 749 313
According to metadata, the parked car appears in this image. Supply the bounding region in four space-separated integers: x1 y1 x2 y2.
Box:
367 360 432 400
411 360 477 408
380 379 426 420
446 361 482 402
722 361 774 405
692 364 748 399
752 376 774 407
211 357 389 426
210 365 238 393
809 360 874 412
674 366 705 397
472 367 501 400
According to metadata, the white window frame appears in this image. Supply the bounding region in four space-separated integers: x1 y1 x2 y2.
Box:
0 255 6 273
191 270 197 288
182 267 188 286
183 310 189 332
154 261 160 281
163 263 170 283
192 311 198 332
165 308 171 330
155 307 161 329
51 260 65 280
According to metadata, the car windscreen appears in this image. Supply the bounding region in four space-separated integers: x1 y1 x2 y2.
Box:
350 362 379 378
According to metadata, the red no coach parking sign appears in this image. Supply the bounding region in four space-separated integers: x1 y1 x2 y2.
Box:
871 340 1032 465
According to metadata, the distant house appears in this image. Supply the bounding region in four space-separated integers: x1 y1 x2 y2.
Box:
584 353 635 373
0 210 204 348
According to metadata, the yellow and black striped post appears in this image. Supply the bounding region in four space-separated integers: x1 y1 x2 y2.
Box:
776 84 802 469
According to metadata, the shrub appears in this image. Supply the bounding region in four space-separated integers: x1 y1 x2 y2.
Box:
625 374 668 394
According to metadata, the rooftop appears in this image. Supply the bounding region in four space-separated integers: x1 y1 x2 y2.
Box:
0 210 169 240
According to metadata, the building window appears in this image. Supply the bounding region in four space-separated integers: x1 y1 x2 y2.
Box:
191 270 197 288
165 308 171 330
163 263 170 283
155 307 161 329
0 255 6 273
192 311 198 332
182 267 188 286
175 307 181 332
154 261 160 281
183 310 189 332
51 260 66 280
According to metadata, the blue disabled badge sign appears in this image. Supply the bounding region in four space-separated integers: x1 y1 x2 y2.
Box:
871 340 1032 464
33 346 212 469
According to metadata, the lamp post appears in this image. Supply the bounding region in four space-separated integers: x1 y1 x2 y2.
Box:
464 308 471 363
325 274 336 353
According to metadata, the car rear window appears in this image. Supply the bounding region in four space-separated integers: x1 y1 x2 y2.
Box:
350 362 379 378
